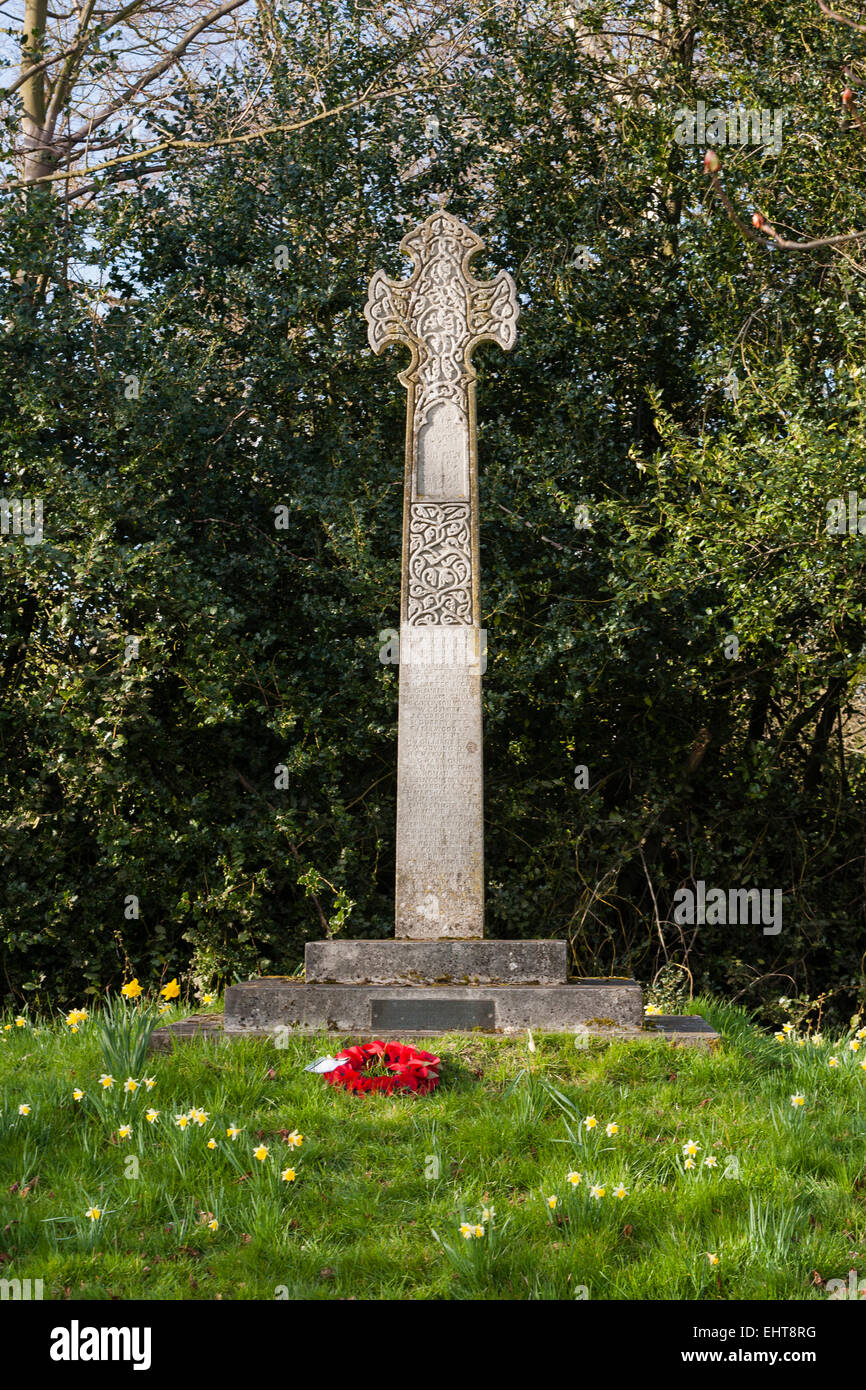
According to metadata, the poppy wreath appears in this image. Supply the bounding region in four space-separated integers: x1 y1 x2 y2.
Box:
324 1040 440 1095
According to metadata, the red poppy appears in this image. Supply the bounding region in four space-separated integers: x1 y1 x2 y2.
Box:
323 1040 441 1095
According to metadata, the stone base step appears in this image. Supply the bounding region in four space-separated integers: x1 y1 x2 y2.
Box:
149 1010 719 1051
224 976 643 1033
304 938 568 985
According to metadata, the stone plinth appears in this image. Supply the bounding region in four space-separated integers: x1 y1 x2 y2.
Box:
224 977 643 1035
305 939 567 986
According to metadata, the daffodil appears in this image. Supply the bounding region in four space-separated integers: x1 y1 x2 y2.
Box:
99 1073 115 1090
482 1206 494 1221
143 1077 156 1091
73 1088 84 1102
2 1024 10 1032
850 1040 861 1052
124 1078 139 1093
682 1139 700 1157
706 1252 719 1266
829 1056 839 1068
612 1184 627 1199
782 1022 794 1034
704 1155 718 1168
157 1005 170 1015
14 1017 25 1028
567 1171 582 1186
18 1103 30 1116
606 1122 619 1137
226 1125 241 1140
287 1130 303 1148
160 978 180 1001
281 1167 296 1182
684 1157 696 1170
774 1031 786 1042
790 1094 805 1107
208 1218 218 1231
202 994 214 1005
547 1195 558 1209
146 1109 159 1124
207 1138 217 1150
644 1004 662 1016
118 1125 131 1140
473 1225 485 1238
121 979 143 999
175 1113 190 1129
85 1206 101 1221
590 1185 605 1200
459 1222 475 1239
857 1027 866 1040
584 1115 597 1130
189 1107 208 1126
254 1144 269 1162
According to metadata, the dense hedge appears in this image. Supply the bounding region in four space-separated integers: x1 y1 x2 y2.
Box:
2 1 865 1024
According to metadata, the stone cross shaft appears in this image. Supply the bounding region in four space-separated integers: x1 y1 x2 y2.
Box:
365 211 519 938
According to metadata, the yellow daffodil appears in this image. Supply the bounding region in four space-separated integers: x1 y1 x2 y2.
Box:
584 1115 597 1130
202 994 214 1005
567 1171 582 1186
208 1218 218 1231
124 1078 139 1093
143 1077 156 1091
459 1223 475 1239
861 1060 866 1072
850 1040 861 1052
254 1144 269 1162
684 1157 696 1170
157 1005 170 1015
683 1139 700 1157
188 1107 208 1126
146 1109 159 1124
644 1004 662 1016
482 1206 494 1221
226 1125 241 1140
774 1031 786 1042
73 1088 84 1102
782 1022 794 1034
2 1024 10 1032
474 1225 485 1238
829 1056 839 1068
121 979 143 999
281 1168 296 1182
547 1195 558 1209
118 1125 131 1140
86 1206 101 1221
857 1027 866 1040
160 979 180 1001
18 1103 31 1115
207 1138 217 1150
287 1130 303 1147
706 1252 719 1266
790 1094 805 1107
590 1185 605 1200
704 1155 718 1168
612 1184 627 1200
14 1017 25 1028
175 1114 190 1129
99 1074 114 1089
606 1122 619 1137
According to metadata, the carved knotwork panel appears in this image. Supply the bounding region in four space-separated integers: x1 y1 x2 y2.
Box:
407 503 473 625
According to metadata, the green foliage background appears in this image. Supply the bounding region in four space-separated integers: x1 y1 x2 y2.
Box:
2 1 866 1023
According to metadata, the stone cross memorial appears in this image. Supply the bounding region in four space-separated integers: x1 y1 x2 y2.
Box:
364 210 518 940
223 210 645 1038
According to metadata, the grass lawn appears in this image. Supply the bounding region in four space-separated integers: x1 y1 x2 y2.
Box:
1 997 865 1301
